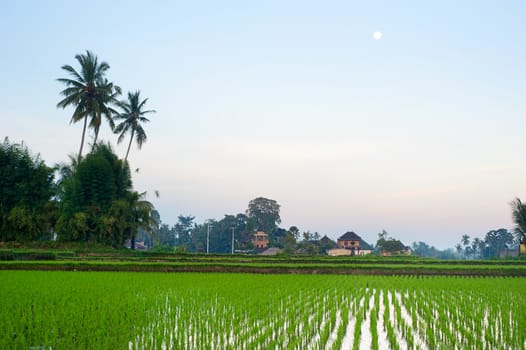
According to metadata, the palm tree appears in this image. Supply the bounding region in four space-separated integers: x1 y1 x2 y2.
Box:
54 154 79 201
455 243 463 257
114 91 155 162
57 51 120 160
127 191 157 249
89 78 121 147
511 198 526 244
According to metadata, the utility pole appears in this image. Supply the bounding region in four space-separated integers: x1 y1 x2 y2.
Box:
207 224 212 254
231 226 235 255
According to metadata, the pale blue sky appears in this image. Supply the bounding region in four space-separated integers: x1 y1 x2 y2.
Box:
3 1 526 248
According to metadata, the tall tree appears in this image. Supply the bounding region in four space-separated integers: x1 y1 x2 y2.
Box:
155 223 176 247
483 228 514 258
246 197 281 234
55 143 135 245
89 78 121 146
57 50 120 160
126 191 156 249
282 232 298 255
470 237 483 259
375 231 406 255
0 138 55 241
114 91 155 162
455 243 463 257
288 226 300 240
174 215 195 248
511 198 526 245
460 234 471 258
461 234 470 247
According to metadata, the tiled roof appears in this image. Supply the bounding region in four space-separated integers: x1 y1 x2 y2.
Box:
359 239 374 250
319 235 335 244
338 231 362 241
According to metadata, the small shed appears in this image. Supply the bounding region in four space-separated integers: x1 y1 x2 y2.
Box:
260 247 282 255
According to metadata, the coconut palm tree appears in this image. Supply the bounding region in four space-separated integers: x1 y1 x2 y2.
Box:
511 197 526 244
54 154 79 201
89 78 121 147
127 191 157 249
57 51 120 160
114 91 155 162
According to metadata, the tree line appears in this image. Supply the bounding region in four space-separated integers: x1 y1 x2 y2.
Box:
454 225 523 259
149 197 284 253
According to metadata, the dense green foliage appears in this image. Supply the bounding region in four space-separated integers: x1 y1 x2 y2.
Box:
154 198 288 253
0 138 155 247
375 230 407 255
455 228 519 259
0 271 524 349
246 196 281 233
55 143 154 246
0 138 56 241
410 241 457 259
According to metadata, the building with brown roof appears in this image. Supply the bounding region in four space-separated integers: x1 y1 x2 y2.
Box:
329 231 373 256
337 231 361 251
252 230 269 250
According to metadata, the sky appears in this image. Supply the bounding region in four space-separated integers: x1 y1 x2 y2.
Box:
2 1 526 249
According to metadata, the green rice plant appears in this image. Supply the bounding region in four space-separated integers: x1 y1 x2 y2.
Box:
0 272 525 349
351 307 363 350
370 305 379 350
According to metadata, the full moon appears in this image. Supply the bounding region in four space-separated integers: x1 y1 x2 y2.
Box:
373 31 383 40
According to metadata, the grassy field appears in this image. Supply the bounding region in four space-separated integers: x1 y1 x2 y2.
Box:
1 271 525 349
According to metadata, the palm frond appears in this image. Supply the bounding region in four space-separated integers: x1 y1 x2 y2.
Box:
135 127 147 148
511 198 526 242
60 65 85 83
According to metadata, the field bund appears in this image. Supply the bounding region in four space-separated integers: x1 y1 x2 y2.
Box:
1 250 526 276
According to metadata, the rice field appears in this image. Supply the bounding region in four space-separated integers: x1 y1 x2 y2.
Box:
1 271 525 349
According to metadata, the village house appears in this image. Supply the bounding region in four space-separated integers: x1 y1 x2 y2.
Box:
337 231 361 252
251 230 269 250
328 232 373 256
302 235 337 254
